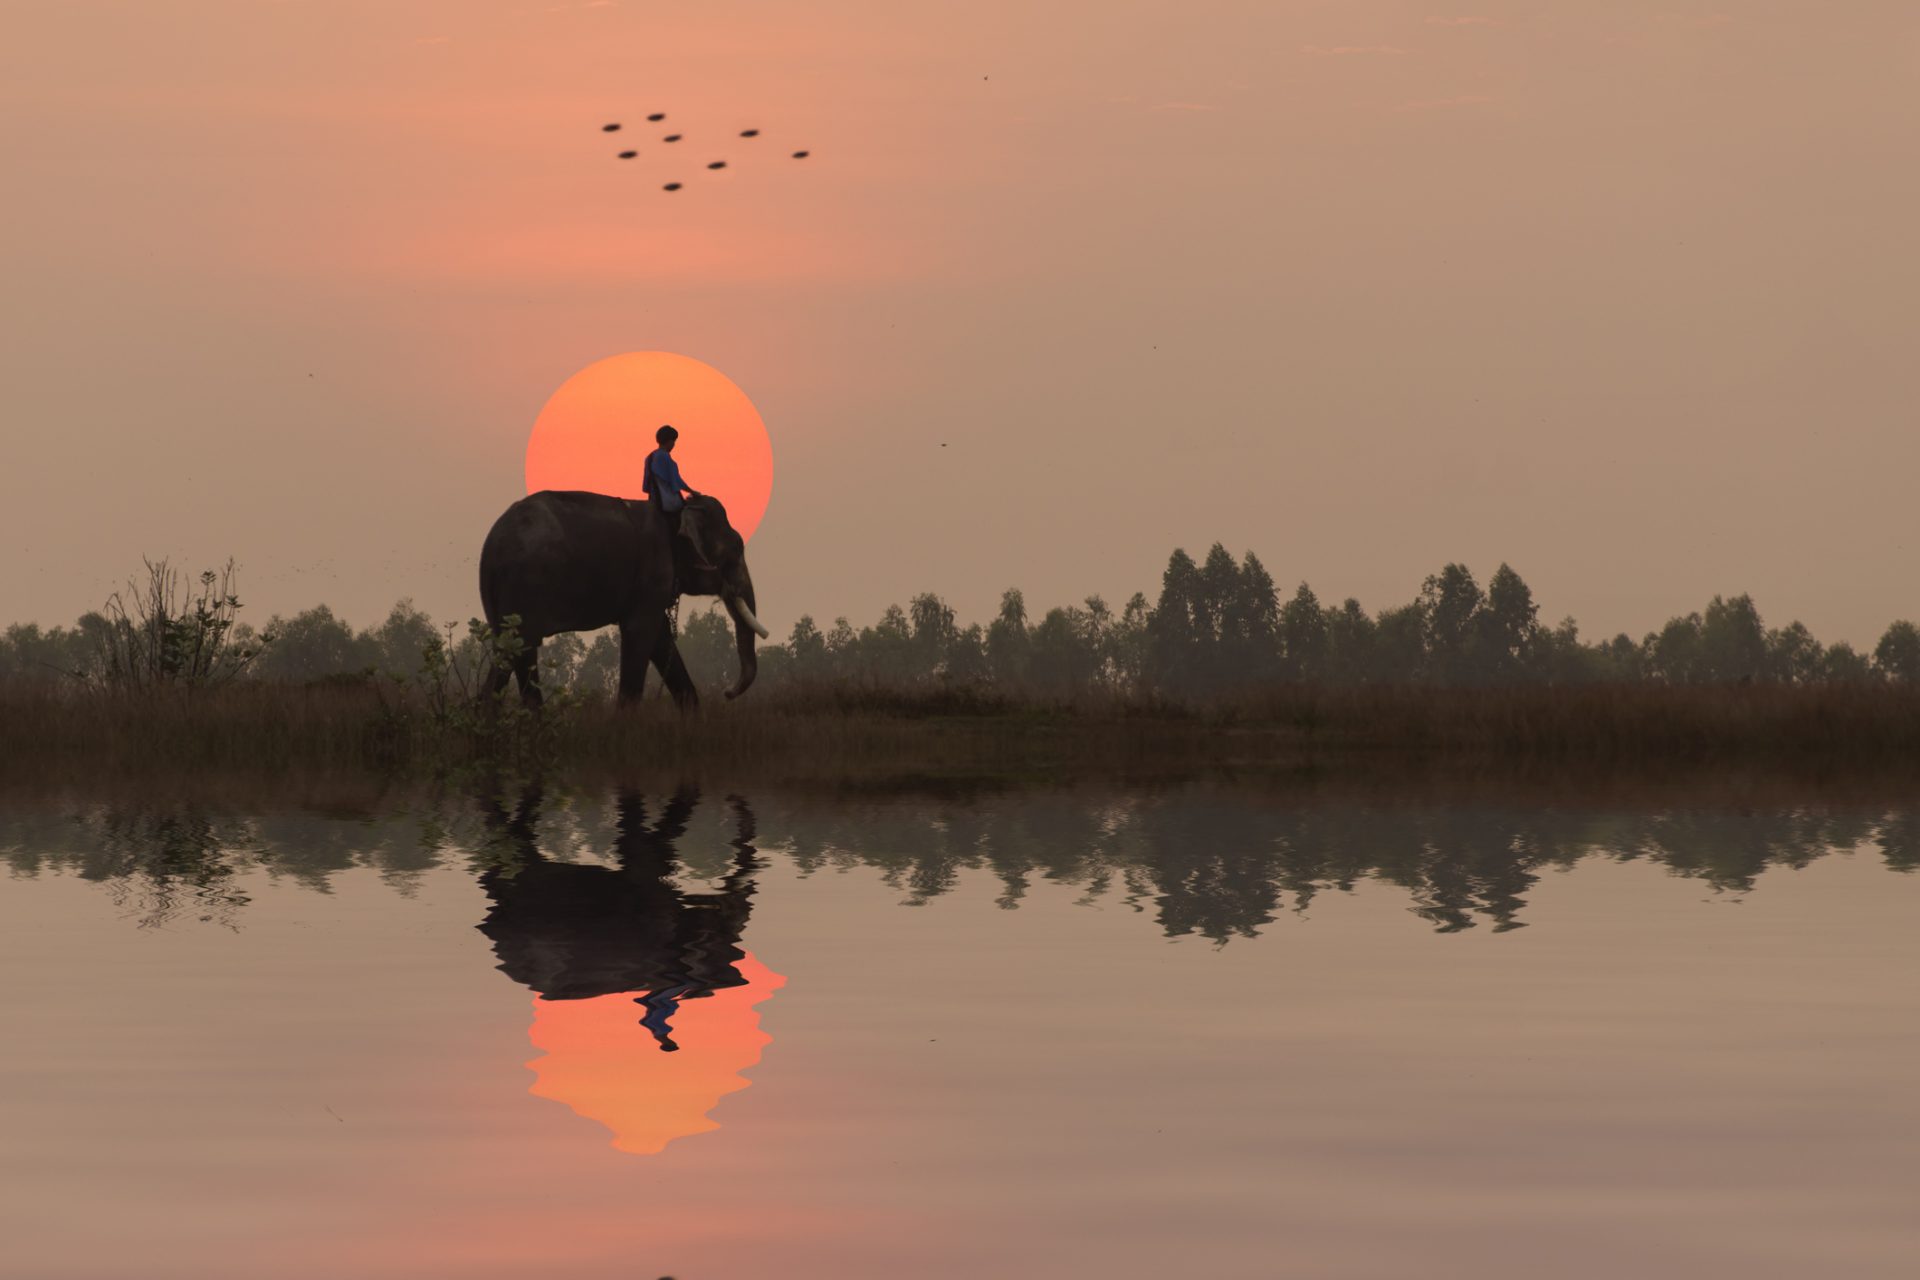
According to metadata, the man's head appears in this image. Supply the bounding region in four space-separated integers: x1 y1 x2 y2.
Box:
655 424 678 450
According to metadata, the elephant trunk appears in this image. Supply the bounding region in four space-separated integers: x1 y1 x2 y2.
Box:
722 566 762 700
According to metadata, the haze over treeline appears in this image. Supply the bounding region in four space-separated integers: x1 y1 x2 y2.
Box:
5 548 1916 699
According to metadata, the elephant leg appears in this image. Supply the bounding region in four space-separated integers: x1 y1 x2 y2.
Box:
513 641 544 711
618 613 665 706
650 626 700 712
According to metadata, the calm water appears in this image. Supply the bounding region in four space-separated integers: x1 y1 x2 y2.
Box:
2 785 1918 1278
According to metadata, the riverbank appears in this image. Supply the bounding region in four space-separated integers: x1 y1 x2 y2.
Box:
5 678 1919 788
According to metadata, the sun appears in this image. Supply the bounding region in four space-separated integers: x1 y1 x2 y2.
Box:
524 352 774 542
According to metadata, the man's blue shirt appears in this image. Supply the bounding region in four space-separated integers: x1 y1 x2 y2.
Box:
646 448 689 513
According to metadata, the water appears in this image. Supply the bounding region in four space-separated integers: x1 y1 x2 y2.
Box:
3 784 1917 1278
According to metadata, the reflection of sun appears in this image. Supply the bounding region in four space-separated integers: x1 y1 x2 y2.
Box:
524 351 774 542
525 953 785 1155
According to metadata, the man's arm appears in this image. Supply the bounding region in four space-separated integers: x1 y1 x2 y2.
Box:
668 455 697 496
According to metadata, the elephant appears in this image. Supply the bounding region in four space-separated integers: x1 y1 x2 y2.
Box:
478 490 768 707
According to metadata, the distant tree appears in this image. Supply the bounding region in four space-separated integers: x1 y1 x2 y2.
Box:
786 615 827 679
1821 641 1875 684
1196 545 1240 647
0 622 94 681
945 623 990 686
1764 621 1824 685
678 606 737 691
1698 594 1767 683
1420 564 1484 683
255 605 365 682
1279 584 1329 682
367 600 440 677
755 642 795 687
1372 603 1427 682
538 631 587 691
1111 593 1151 691
824 617 858 678
1323 598 1376 685
1478 564 1543 681
1598 632 1645 682
576 631 621 698
862 604 915 684
1029 605 1101 698
1221 553 1281 684
1874 620 1920 683
908 593 957 680
1081 595 1117 686
986 589 1032 689
1147 550 1203 696
1643 614 1704 684
1537 617 1598 684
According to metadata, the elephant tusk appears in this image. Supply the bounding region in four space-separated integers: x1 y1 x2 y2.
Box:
729 597 771 640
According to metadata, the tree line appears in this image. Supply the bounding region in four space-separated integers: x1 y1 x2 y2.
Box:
4 547 1917 698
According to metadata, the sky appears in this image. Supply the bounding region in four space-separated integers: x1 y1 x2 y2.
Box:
3 1 1917 646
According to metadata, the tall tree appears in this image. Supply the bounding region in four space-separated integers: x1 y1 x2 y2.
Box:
1147 550 1203 696
1478 564 1542 681
1822 641 1874 683
1112 592 1152 691
254 605 366 682
986 589 1032 689
1373 603 1428 682
863 604 915 684
908 592 957 680
1643 614 1704 684
1029 605 1100 698
824 617 858 678
1279 583 1329 682
1698 594 1767 683
1874 620 1920 683
1420 563 1484 683
1324 598 1375 684
1764 621 1824 684
787 615 827 677
945 623 990 686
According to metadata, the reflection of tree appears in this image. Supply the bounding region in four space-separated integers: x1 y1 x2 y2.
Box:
475 786 758 1052
4 789 1916 941
762 794 1917 940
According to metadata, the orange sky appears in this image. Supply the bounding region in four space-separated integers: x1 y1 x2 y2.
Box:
3 2 1917 642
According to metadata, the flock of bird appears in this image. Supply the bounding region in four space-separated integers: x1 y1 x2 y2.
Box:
598 115 810 191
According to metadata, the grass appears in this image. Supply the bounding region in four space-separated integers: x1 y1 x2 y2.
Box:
5 676 1920 789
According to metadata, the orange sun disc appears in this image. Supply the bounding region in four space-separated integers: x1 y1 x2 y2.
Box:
524 351 773 542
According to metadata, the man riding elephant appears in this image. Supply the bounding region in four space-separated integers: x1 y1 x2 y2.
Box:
642 426 702 553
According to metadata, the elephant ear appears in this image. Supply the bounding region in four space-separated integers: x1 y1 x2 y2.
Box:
672 498 710 560
679 497 739 567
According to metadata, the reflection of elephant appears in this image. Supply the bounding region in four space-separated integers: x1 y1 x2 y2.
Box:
476 786 760 1052
478 490 768 707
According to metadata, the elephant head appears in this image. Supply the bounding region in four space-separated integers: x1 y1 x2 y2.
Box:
677 496 768 699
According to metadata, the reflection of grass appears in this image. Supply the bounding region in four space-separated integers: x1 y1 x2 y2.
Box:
5 678 1920 785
